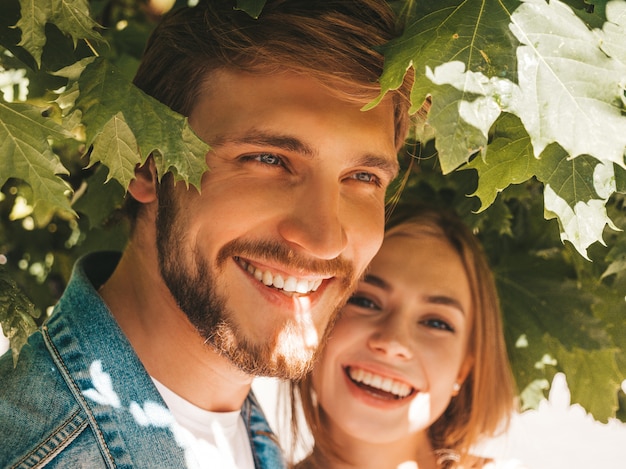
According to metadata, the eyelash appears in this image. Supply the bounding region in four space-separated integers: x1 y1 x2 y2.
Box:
350 171 381 187
347 294 380 311
244 153 383 188
348 295 456 333
251 153 284 167
421 318 455 333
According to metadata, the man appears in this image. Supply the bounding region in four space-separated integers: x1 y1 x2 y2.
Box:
0 1 411 467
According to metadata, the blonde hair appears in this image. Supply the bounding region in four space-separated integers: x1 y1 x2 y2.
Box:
292 204 517 468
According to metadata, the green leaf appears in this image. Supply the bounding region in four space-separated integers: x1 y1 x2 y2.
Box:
550 340 622 422
69 58 210 189
494 253 623 419
72 164 125 229
0 268 40 367
0 100 75 223
507 0 626 165
235 0 267 19
541 158 619 258
15 0 102 67
466 112 538 209
616 164 626 193
88 112 138 189
372 0 520 111
561 0 610 29
535 150 601 208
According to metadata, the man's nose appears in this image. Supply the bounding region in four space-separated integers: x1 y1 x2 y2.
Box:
277 180 347 260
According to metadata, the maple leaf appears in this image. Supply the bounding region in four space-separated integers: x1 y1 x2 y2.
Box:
496 252 622 420
65 57 209 190
465 112 538 208
0 268 40 367
507 0 626 166
0 100 75 223
14 0 102 67
371 0 520 110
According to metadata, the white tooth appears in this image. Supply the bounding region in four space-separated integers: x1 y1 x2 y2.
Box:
399 383 411 397
262 270 273 286
273 274 284 289
253 268 263 281
247 264 255 274
295 278 310 294
380 377 394 393
371 374 382 389
391 381 402 396
283 276 297 292
312 279 322 291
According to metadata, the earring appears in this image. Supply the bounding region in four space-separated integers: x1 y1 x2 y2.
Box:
452 382 461 393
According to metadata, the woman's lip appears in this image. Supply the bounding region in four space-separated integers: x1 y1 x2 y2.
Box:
343 363 417 390
342 366 417 408
342 365 418 403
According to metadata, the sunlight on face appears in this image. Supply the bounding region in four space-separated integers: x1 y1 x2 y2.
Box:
267 297 320 375
407 392 432 433
312 231 473 446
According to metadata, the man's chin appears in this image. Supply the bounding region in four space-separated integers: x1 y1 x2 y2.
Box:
208 321 319 380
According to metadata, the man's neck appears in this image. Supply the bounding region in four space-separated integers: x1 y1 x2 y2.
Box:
99 235 253 412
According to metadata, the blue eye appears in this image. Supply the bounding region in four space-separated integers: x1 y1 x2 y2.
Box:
422 318 454 332
351 172 380 185
254 153 283 166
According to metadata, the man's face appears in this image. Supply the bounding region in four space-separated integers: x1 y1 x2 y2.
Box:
157 70 398 379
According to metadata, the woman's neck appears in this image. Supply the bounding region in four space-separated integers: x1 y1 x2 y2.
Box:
304 427 439 469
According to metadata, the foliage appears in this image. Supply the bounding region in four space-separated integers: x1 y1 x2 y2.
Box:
0 0 625 423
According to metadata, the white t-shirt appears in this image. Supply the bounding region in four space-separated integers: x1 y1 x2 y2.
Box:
152 378 255 469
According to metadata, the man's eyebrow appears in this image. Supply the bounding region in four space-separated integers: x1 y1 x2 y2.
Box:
212 130 315 157
213 130 399 180
357 153 400 182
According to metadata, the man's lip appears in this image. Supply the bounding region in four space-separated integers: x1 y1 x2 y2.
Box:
234 256 331 295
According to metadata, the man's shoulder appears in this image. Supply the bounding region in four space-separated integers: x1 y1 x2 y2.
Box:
0 331 88 467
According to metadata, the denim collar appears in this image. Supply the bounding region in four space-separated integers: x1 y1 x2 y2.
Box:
46 252 285 468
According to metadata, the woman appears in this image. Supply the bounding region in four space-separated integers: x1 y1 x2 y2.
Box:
292 205 519 469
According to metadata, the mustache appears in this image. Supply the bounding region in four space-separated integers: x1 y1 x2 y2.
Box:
216 239 354 279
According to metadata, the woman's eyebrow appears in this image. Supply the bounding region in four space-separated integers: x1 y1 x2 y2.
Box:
362 273 391 291
425 295 467 316
363 274 467 316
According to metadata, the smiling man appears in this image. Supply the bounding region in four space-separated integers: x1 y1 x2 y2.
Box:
0 1 410 468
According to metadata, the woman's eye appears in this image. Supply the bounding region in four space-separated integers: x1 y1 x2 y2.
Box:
347 295 380 311
254 153 283 166
422 318 455 333
350 171 380 185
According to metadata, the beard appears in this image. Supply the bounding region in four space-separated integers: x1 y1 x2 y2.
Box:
155 181 356 380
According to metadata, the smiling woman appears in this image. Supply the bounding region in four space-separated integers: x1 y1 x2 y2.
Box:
290 205 521 469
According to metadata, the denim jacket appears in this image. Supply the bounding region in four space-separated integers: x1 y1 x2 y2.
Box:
0 252 286 469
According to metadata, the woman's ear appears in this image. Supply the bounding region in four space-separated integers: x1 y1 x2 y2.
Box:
128 158 158 204
453 356 474 396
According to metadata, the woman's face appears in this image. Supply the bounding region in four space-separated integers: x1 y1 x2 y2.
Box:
312 230 474 444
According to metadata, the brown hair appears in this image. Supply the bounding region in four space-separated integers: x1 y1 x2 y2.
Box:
126 0 412 221
293 204 517 468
